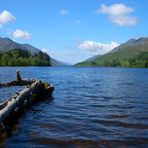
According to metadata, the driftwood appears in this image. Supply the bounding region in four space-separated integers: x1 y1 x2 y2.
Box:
0 71 36 88
0 71 54 133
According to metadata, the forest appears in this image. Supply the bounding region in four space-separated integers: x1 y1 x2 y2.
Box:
0 49 51 66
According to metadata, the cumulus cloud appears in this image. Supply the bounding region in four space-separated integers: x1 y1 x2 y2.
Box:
111 15 137 26
60 9 68 16
12 29 31 39
79 41 119 55
99 4 134 16
0 10 15 27
98 4 137 26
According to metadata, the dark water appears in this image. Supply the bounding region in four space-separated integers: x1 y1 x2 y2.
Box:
0 67 148 147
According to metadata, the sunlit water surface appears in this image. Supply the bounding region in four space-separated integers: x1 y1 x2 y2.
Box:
0 67 148 147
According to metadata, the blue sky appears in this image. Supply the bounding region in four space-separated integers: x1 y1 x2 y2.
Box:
0 0 148 64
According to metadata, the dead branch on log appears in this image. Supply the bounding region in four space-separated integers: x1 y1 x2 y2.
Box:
0 71 36 88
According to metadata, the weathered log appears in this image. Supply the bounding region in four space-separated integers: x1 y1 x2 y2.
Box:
0 82 35 124
0 79 36 88
0 71 36 88
0 101 8 110
0 72 54 133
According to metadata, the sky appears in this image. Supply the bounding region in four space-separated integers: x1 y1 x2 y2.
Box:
0 0 148 64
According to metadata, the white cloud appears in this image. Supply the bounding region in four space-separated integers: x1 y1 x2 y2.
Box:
12 29 31 39
0 10 15 27
99 4 134 16
111 15 137 26
98 4 137 26
79 41 119 55
60 9 68 16
41 48 52 55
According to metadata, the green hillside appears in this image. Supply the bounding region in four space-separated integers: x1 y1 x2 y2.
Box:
0 37 69 67
0 49 51 66
76 38 148 68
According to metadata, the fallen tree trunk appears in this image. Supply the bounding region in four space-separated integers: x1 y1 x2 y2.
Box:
0 70 37 88
0 71 54 133
0 79 36 88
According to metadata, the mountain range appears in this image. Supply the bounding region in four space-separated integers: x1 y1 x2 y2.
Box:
0 37 148 67
0 37 66 66
76 37 148 68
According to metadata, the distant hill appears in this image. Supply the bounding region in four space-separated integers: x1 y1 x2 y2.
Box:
22 44 69 66
0 37 43 55
76 37 148 68
82 54 102 62
50 57 70 66
0 37 68 66
0 37 26 51
22 43 68 66
22 44 41 54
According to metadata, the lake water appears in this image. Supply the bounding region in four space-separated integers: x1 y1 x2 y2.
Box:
0 67 148 147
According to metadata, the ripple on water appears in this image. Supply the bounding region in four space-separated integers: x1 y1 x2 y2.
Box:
0 67 148 147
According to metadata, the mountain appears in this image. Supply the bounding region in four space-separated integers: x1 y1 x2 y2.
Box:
81 54 102 62
0 37 26 51
50 58 70 66
0 37 51 66
22 44 40 54
22 44 69 66
0 37 41 54
76 37 148 68
0 37 67 66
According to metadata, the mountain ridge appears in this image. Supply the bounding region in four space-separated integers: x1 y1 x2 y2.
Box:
0 37 67 66
76 37 148 68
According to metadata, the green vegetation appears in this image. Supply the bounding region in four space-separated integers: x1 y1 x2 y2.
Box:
76 38 148 68
76 52 148 68
0 49 51 66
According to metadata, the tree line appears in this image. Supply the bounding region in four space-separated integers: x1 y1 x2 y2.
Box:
0 49 51 66
103 58 148 68
91 52 148 68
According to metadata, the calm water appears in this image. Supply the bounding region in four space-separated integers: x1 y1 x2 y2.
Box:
0 67 148 147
